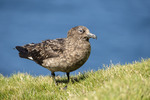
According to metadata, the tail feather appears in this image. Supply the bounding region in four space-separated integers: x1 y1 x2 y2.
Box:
16 46 28 58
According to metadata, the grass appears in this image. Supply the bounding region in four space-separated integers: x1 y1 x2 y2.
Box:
0 59 150 100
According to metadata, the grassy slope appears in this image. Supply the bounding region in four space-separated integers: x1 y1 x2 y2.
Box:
0 59 150 100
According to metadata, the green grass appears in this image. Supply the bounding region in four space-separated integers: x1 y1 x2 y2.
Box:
0 59 150 100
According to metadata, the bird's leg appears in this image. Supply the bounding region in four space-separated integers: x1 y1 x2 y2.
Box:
66 72 70 83
62 72 70 90
51 72 57 85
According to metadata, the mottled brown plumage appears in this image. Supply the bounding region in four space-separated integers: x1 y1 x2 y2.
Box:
16 26 97 83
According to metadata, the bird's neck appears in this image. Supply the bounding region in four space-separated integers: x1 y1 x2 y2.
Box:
66 38 91 51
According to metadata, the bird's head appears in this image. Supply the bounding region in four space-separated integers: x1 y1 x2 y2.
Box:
67 26 97 41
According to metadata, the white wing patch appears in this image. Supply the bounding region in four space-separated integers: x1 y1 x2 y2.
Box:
28 57 33 60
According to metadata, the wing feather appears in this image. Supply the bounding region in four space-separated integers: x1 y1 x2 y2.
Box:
24 38 65 64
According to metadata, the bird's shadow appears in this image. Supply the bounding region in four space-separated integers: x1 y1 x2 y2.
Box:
55 73 88 84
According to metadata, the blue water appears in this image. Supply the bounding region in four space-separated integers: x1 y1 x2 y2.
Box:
0 0 150 76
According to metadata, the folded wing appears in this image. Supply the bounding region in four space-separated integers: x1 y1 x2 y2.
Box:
16 38 65 65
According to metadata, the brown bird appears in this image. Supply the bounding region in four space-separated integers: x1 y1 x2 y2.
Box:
16 26 97 83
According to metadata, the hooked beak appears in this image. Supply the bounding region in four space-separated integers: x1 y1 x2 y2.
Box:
87 32 97 39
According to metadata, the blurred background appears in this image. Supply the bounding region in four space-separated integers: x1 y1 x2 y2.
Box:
0 0 150 76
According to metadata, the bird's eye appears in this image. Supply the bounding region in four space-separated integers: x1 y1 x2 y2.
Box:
79 30 83 33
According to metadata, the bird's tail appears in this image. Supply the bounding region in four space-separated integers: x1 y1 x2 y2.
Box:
16 46 28 58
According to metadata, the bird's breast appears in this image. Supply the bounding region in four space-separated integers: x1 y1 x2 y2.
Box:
62 41 91 72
